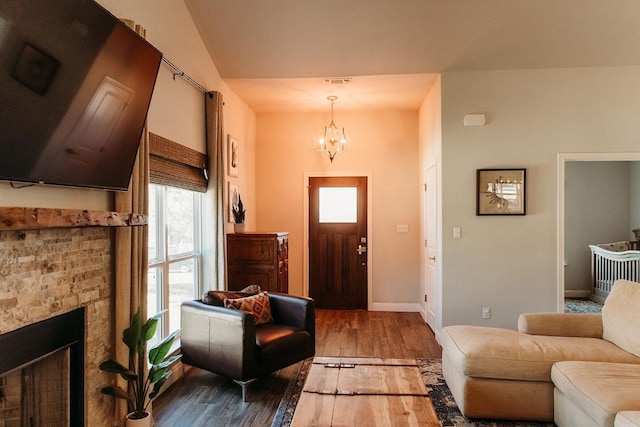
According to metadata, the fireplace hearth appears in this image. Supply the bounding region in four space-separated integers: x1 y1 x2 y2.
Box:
0 308 84 426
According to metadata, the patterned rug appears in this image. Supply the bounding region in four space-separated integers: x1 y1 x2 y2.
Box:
564 298 603 313
271 358 554 427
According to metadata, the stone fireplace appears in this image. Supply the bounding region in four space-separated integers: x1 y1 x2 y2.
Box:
0 225 116 426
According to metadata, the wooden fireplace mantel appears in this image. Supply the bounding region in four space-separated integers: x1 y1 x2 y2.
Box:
0 207 147 231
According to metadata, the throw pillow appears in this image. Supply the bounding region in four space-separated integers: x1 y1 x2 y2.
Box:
224 291 274 325
202 285 261 306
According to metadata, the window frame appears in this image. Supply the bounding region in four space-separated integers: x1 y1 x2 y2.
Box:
147 183 203 342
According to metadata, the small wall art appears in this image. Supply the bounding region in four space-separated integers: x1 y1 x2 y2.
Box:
227 135 239 177
476 168 526 215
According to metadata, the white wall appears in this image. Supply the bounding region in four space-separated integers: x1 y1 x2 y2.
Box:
439 66 640 329
255 110 421 306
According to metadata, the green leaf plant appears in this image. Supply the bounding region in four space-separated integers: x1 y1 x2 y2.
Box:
232 194 246 224
100 307 182 420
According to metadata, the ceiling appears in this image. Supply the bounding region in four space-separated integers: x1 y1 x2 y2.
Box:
184 0 640 112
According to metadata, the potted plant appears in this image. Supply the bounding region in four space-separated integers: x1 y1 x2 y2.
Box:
232 194 246 233
100 307 182 426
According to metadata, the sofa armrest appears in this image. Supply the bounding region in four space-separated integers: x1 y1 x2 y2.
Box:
518 312 603 338
180 300 256 380
269 293 315 336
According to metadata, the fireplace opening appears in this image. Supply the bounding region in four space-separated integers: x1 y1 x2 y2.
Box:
0 308 85 427
1 348 70 425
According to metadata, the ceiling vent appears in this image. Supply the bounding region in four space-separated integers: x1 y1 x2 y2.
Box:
323 78 353 85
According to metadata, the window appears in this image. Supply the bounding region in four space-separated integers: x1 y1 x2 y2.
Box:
319 187 358 223
147 184 202 345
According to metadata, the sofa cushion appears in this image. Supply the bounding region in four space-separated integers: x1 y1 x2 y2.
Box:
255 323 312 374
616 411 640 427
602 280 640 358
518 312 603 338
440 325 640 382
552 361 640 426
224 291 274 325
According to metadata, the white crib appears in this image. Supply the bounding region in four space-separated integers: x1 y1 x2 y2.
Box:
589 241 640 303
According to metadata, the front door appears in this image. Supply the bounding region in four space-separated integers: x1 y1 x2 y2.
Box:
309 176 367 309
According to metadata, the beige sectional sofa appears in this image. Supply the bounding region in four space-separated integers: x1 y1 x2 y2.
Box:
440 279 640 425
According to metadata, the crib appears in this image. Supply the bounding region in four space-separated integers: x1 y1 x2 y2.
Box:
589 241 640 303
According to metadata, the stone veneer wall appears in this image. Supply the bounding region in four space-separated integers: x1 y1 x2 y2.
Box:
0 227 114 426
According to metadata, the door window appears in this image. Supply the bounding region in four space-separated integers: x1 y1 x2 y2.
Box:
319 187 357 223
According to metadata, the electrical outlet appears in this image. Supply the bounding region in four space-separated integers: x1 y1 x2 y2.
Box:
482 307 491 319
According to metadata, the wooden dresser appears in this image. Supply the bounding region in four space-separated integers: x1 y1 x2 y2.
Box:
227 232 289 294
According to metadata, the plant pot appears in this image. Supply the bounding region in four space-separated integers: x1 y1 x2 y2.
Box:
126 412 151 427
234 223 245 233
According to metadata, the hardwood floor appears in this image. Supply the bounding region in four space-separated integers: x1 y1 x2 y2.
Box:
153 309 441 426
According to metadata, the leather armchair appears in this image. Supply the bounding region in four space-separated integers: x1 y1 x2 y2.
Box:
180 293 315 400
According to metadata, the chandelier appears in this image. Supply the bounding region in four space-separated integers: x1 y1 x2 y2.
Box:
313 96 350 163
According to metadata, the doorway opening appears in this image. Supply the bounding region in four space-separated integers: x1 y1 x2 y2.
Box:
558 152 640 312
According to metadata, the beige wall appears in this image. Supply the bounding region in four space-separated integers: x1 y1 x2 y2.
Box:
100 0 257 238
0 0 257 237
255 110 422 307
439 66 640 329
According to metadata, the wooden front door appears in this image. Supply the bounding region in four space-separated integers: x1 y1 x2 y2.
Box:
309 176 367 309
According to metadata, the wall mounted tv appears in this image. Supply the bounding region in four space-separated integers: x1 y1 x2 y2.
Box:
0 0 162 191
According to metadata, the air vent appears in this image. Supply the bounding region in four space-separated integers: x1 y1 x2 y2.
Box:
323 78 353 85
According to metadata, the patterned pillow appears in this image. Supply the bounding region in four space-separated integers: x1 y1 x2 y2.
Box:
224 291 274 325
202 285 262 306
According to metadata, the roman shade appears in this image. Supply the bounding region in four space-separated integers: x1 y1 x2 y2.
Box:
149 132 208 192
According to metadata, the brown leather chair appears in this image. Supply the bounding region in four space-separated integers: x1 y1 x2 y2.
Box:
180 292 315 401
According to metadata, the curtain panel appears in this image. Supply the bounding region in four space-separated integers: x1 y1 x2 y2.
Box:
204 92 227 291
113 19 150 426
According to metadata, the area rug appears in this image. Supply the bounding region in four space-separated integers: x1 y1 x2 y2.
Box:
564 298 603 313
271 358 554 427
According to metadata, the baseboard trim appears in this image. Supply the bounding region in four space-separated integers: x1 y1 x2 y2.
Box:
564 290 591 298
369 302 422 312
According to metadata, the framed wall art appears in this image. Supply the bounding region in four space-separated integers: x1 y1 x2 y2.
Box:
227 134 239 177
476 168 526 215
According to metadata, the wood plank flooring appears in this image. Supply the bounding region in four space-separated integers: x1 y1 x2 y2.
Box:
153 310 441 427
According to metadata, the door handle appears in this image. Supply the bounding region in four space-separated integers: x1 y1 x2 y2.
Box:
357 245 367 255
428 256 436 261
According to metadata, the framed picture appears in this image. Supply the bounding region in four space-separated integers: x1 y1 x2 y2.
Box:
477 169 526 215
227 135 239 177
228 182 239 222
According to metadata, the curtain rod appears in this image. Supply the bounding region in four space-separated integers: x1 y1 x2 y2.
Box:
161 56 209 94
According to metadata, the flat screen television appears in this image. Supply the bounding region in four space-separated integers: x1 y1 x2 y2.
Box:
0 0 162 191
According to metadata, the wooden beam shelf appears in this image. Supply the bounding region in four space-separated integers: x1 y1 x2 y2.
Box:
0 207 147 231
